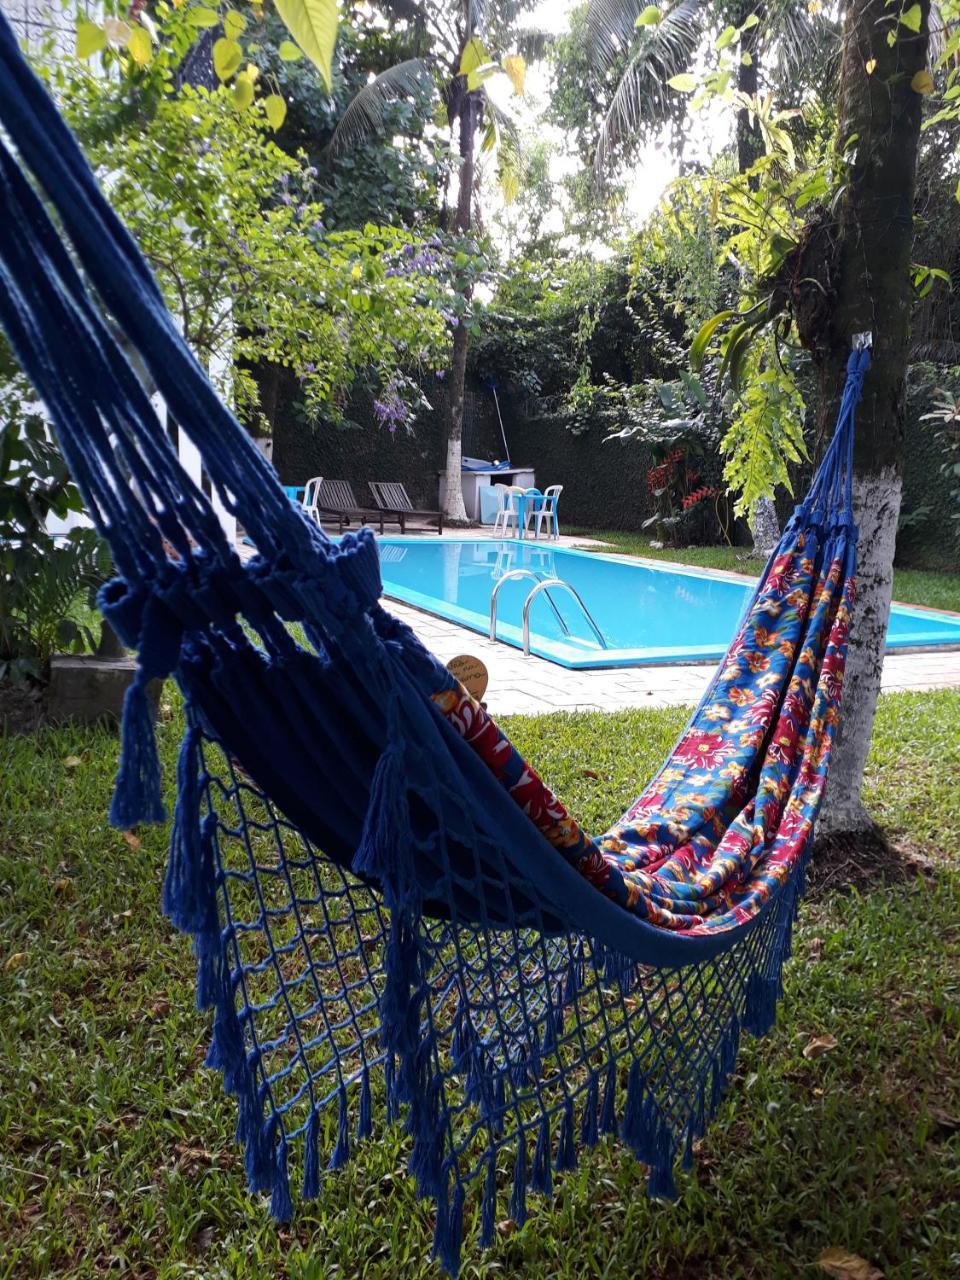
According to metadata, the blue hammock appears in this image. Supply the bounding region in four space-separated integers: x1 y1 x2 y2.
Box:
0 19 869 1273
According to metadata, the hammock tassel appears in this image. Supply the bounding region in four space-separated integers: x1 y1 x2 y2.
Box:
302 1109 320 1200
599 1061 618 1136
555 1098 577 1172
433 1176 466 1278
510 1136 528 1227
109 674 166 829
408 1074 444 1199
581 1074 600 1149
162 727 214 935
194 923 226 1014
271 1134 293 1222
328 1083 351 1170
530 1113 552 1196
743 969 780 1038
245 1111 277 1196
479 1153 497 1248
353 690 413 903
357 1066 373 1142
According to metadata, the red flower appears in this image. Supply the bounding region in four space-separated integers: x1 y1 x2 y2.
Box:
745 686 782 726
820 650 845 700
674 730 735 770
627 790 666 821
782 689 811 729
766 553 797 596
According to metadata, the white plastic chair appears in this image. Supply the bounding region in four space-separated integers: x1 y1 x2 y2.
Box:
302 476 324 526
527 484 563 539
492 485 524 538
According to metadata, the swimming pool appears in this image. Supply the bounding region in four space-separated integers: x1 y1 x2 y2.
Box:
375 537 960 669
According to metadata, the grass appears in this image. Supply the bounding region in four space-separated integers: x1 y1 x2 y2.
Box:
566 528 960 614
2 690 960 1278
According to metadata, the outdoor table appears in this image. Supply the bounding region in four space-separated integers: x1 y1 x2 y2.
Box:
515 488 543 541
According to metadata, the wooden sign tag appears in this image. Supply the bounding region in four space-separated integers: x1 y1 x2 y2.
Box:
446 654 489 702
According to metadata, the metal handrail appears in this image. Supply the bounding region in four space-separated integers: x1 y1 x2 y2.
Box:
521 579 607 657
489 569 568 641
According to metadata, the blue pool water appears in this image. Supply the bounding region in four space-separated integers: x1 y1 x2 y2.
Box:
376 538 960 669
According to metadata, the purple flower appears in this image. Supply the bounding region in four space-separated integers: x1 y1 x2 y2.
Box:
372 374 410 434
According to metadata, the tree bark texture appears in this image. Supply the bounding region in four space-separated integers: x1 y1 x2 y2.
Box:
736 4 763 180
441 89 477 525
817 0 930 832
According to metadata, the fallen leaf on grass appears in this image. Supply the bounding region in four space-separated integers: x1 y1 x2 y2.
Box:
175 1142 220 1169
803 1033 838 1059
63 755 83 768
4 952 26 972
53 878 72 895
496 1219 517 1238
930 1106 960 1134
147 997 171 1019
817 1247 883 1279
581 769 600 780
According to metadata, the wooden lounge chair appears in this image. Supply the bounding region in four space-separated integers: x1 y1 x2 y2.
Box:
315 479 386 534
369 481 444 535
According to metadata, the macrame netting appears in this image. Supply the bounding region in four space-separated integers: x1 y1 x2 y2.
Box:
0 17 868 1273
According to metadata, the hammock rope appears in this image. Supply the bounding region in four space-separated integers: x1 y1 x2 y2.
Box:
0 17 870 1272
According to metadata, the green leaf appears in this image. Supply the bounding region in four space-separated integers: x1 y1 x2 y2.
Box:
213 36 243 81
666 73 697 93
232 77 254 110
75 20 106 59
264 93 287 129
900 3 922 31
716 25 737 49
224 9 247 38
740 13 759 28
274 0 338 91
187 7 221 28
127 25 152 66
278 39 303 61
460 36 489 77
690 309 735 369
634 5 662 26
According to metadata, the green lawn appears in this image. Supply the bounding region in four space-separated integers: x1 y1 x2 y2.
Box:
2 691 960 1278
566 529 960 614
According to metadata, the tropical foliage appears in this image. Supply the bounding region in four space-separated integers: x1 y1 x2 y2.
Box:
0 344 110 686
56 33 453 424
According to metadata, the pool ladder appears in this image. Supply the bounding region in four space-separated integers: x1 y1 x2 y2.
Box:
489 569 608 657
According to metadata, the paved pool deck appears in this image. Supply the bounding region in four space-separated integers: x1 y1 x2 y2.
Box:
376 529 960 716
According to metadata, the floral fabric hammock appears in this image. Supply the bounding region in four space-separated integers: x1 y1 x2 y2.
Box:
0 18 866 1275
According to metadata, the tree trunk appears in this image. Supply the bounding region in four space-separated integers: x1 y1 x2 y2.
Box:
817 0 930 833
736 5 763 179
440 91 477 525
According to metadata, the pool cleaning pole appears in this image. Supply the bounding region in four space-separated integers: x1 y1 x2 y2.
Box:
490 382 510 463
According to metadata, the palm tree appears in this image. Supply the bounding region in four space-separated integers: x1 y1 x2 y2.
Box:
585 0 831 178
332 1 537 523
